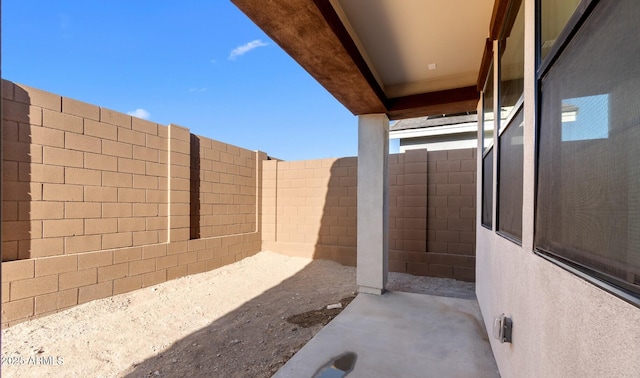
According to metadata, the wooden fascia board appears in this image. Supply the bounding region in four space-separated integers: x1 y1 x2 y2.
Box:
386 86 480 120
230 0 386 115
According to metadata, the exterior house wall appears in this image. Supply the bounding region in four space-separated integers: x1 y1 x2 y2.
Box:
262 148 477 281
1 81 265 327
476 1 640 376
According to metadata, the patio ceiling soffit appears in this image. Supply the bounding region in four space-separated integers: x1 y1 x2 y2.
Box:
231 0 484 120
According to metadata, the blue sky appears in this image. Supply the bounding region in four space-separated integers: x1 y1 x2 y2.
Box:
3 1 397 160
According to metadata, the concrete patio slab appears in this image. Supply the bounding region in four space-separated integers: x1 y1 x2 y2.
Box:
274 291 499 378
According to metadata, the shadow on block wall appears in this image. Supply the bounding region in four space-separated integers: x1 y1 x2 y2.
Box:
2 83 32 261
190 134 200 240
312 158 358 267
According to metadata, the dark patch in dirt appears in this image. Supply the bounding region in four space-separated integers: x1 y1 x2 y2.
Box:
286 295 356 328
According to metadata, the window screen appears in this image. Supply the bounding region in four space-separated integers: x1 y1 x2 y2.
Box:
482 148 494 229
536 0 640 295
498 109 523 240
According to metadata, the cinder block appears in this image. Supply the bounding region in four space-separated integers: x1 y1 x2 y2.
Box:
97 263 128 282
146 134 167 151
133 175 158 190
84 186 118 202
14 83 61 111
30 238 65 258
436 207 460 219
85 218 117 235
3 141 43 164
117 158 145 174
19 201 63 220
460 183 475 196
35 255 77 277
65 167 101 186
1 260 34 282
156 254 178 270
117 218 145 232
447 149 474 160
62 97 99 120
117 188 146 203
2 80 14 99
43 219 83 238
448 218 474 231
132 117 158 135
453 266 475 282
133 146 158 162
3 220 42 242
43 146 83 168
113 247 142 264
460 159 477 172
129 258 155 275
141 244 166 259
406 262 429 276
133 231 160 245
3 100 42 125
21 125 65 148
65 202 101 219
35 288 78 315
177 251 197 266
448 242 473 255
102 139 133 158
133 203 158 217
59 268 97 290
77 250 113 269
113 275 142 295
448 172 474 184
0 283 10 305
1 298 34 324
42 108 84 134
428 264 454 278
167 265 188 280
84 119 117 141
84 152 118 172
100 107 131 128
42 183 83 201
145 190 167 204
102 232 132 249
65 235 102 254
146 216 167 231
142 270 166 287
101 171 132 188
78 281 112 304
187 261 206 275
11 275 58 300
436 184 461 196
436 230 460 243
145 162 166 177
65 132 101 153
117 129 145 150
102 203 132 218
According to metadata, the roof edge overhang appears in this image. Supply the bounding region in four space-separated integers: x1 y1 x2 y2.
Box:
231 0 482 120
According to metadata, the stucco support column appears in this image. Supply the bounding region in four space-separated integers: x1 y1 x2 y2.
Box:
357 114 389 295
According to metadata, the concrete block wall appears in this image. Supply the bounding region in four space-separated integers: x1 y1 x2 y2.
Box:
1 81 264 327
262 157 358 266
262 148 477 281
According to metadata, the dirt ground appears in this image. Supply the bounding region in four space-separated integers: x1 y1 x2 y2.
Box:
1 251 474 377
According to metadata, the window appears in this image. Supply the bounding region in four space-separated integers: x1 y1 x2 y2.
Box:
536 0 640 299
497 0 524 241
482 63 495 229
539 0 581 60
482 148 494 229
498 109 523 240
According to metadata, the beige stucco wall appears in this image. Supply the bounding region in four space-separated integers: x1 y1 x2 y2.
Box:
475 1 640 376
